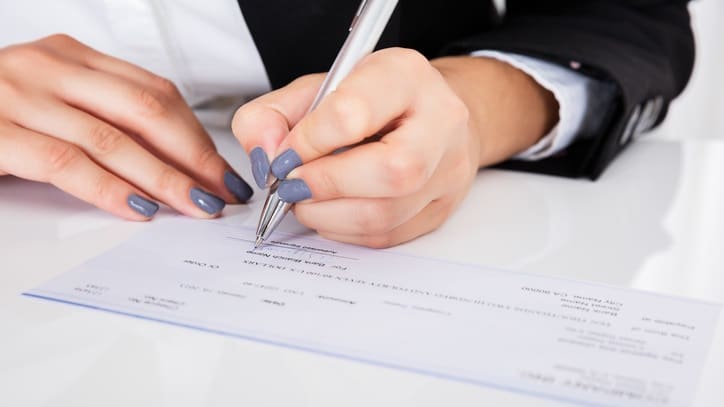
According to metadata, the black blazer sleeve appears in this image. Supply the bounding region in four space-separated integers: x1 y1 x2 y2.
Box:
444 0 695 179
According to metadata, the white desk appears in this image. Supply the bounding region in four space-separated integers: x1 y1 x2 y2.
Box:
1 123 722 406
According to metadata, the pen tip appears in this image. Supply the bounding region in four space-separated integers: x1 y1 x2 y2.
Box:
254 236 263 248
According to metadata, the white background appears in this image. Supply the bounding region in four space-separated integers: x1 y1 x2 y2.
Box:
656 0 724 140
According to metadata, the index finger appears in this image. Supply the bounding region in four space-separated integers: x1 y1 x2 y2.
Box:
52 62 250 203
231 74 324 188
269 48 429 180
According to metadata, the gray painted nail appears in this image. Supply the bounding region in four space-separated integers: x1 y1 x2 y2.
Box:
127 194 159 218
270 148 302 180
277 179 312 203
224 170 253 202
249 147 270 189
190 187 225 215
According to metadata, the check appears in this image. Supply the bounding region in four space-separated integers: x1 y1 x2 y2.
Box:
25 219 719 407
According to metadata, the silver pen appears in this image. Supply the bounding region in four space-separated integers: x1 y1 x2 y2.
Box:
255 0 399 248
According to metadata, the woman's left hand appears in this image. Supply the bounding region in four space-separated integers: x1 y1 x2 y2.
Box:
233 48 557 247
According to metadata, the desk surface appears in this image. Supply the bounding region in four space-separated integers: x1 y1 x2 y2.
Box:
1 125 722 407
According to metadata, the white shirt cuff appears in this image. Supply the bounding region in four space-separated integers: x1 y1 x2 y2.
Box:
470 50 603 161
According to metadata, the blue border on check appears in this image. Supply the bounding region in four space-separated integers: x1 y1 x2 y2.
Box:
24 290 619 407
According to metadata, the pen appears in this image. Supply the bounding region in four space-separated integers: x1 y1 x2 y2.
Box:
255 0 399 248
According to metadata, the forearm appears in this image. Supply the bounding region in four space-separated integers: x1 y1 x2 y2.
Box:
441 0 694 178
431 55 559 168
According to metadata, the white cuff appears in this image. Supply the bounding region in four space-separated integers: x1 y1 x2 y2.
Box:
470 50 603 161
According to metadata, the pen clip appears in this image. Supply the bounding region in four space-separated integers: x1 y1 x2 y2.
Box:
349 0 369 31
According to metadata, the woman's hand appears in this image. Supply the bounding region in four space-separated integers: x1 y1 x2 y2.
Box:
0 34 253 219
233 48 557 247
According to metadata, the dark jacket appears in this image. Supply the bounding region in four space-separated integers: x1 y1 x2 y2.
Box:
237 0 694 179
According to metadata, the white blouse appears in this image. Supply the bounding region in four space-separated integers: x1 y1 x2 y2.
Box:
0 0 604 160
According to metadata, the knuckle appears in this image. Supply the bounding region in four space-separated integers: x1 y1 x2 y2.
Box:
89 123 125 155
1 45 53 70
383 154 428 195
289 73 325 89
92 172 115 203
326 90 369 140
296 122 327 158
356 201 394 235
231 102 261 139
44 33 79 48
231 102 253 126
150 76 181 99
232 102 288 153
316 168 342 198
231 101 256 123
0 77 20 100
195 145 220 171
237 100 266 118
388 48 428 69
153 165 181 194
46 142 83 174
135 87 168 118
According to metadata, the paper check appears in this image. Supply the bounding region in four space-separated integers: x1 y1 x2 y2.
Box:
25 219 720 407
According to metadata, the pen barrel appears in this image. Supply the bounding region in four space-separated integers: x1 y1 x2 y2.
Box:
308 0 399 111
256 0 398 245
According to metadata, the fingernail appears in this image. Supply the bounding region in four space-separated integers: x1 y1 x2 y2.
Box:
127 194 159 218
249 147 270 188
224 170 253 202
277 179 312 203
190 187 226 215
270 149 302 180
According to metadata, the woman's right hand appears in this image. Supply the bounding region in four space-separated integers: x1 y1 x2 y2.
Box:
0 34 253 219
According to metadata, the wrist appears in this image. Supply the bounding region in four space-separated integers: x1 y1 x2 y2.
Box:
432 56 559 167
